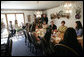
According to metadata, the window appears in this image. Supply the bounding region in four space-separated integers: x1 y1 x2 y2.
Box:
7 14 15 27
1 14 8 38
1 13 25 39
16 14 24 27
7 13 24 29
1 14 7 28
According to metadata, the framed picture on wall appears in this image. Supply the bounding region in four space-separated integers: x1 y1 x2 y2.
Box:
50 13 56 19
75 7 81 19
27 15 31 22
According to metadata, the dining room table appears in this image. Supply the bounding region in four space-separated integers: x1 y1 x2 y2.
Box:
31 28 46 44
51 31 83 48
50 31 64 44
33 28 46 37
32 28 64 43
31 28 83 48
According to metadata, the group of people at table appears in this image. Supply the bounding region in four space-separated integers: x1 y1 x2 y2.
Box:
24 14 83 56
8 14 83 56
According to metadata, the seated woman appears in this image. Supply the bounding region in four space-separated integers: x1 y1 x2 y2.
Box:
58 21 67 33
31 21 36 32
25 23 29 33
75 21 83 37
15 20 18 30
54 28 83 56
49 21 57 33
9 21 16 37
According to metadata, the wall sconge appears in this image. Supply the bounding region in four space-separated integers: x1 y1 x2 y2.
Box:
65 10 72 13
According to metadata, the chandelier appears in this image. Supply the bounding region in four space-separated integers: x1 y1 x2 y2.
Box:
34 10 42 18
34 1 42 18
64 1 72 13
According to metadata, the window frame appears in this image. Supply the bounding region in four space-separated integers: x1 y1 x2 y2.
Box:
1 13 25 34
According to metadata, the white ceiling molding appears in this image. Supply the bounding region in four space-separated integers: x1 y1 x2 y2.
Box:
1 1 64 10
1 9 46 11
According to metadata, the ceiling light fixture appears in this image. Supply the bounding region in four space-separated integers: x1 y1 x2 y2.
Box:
34 1 42 18
64 1 72 13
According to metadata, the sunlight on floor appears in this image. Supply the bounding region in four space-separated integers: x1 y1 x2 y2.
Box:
1 28 8 39
1 35 25 44
11 35 25 42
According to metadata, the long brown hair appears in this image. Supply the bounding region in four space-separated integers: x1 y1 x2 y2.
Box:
63 28 78 45
75 21 83 30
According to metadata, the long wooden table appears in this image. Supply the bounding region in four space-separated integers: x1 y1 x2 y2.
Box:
51 32 64 44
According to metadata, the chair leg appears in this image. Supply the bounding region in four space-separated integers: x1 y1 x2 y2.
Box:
35 48 37 56
32 46 35 54
30 43 31 52
31 46 34 53
26 40 28 46
28 42 30 47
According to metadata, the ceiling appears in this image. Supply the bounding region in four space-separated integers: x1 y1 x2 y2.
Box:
1 1 65 10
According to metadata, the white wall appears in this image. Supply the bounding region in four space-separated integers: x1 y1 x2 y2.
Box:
1 10 35 24
45 1 83 29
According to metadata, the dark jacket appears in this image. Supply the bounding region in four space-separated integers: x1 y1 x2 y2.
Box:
49 24 57 30
59 41 83 56
53 41 83 56
42 17 48 24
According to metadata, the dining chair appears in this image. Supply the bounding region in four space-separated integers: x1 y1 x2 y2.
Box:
54 44 80 56
40 39 55 56
31 34 42 56
1 44 8 56
23 30 28 44
8 39 12 56
27 32 34 52
1 38 13 56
